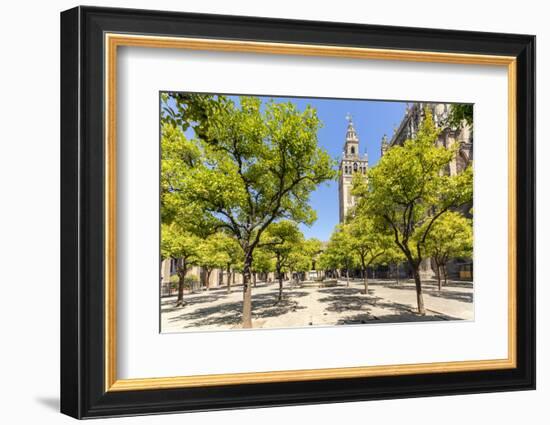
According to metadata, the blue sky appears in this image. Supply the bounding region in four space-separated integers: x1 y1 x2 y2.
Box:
166 94 407 241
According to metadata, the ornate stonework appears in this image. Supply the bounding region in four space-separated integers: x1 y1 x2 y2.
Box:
338 115 368 222
385 102 473 174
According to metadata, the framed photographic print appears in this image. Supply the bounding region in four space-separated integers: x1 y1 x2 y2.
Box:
60 6 536 419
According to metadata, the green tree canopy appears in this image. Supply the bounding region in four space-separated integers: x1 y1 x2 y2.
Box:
323 224 357 286
261 220 304 301
353 109 473 314
197 233 236 290
303 238 323 271
212 234 243 293
422 211 473 289
347 215 392 294
161 222 202 306
447 104 473 128
287 249 312 276
251 248 275 278
161 122 217 232
318 249 341 275
162 94 336 327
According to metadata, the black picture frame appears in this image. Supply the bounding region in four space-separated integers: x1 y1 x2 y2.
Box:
61 5 536 419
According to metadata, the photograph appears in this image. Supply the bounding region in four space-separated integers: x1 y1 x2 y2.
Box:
159 93 474 333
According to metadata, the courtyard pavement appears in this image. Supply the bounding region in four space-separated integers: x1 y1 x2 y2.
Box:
161 279 474 333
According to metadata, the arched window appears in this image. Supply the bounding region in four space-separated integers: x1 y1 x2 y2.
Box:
353 162 358 172
350 146 355 155
344 166 348 174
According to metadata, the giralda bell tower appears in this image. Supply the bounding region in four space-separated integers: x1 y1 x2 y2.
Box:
338 114 368 222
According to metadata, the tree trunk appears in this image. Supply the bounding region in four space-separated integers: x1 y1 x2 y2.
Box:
277 268 283 303
205 269 212 291
226 265 232 293
346 269 350 287
253 272 257 287
443 264 448 286
242 253 253 329
436 263 442 291
412 268 426 315
176 273 185 306
395 263 400 284
175 260 187 307
363 267 368 294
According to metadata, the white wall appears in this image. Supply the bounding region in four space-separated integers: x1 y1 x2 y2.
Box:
0 0 545 423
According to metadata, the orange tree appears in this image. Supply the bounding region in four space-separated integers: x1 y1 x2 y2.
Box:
353 110 473 315
162 94 335 327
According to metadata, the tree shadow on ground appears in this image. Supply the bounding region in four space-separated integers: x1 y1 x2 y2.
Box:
160 293 227 314
317 286 380 314
317 287 367 296
385 282 428 291
437 281 473 289
317 294 380 313
252 291 308 319
331 290 464 324
428 290 473 303
317 285 459 325
385 282 473 298
168 290 309 328
169 300 243 327
387 280 473 290
338 310 461 325
383 282 474 305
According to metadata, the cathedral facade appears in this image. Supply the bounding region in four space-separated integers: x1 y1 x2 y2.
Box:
338 116 368 222
382 102 473 173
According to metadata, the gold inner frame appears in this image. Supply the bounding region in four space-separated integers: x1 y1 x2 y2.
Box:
104 33 517 392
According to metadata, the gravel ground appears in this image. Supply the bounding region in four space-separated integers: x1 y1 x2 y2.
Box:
161 278 474 333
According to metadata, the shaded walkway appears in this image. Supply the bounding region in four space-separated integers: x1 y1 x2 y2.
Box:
161 279 473 333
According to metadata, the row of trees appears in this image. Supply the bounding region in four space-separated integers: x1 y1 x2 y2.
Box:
312 108 473 316
320 210 472 298
319 218 401 294
160 94 335 327
162 218 323 305
342 109 473 315
161 92 473 324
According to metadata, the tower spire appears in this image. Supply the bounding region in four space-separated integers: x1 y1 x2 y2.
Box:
381 133 389 156
345 113 359 144
338 113 369 223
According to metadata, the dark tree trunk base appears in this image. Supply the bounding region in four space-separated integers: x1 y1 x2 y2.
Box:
242 259 253 329
413 269 426 315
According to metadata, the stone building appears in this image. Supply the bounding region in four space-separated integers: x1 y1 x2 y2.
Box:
338 115 369 222
382 102 474 280
383 102 473 175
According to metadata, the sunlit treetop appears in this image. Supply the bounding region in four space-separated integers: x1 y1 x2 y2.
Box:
161 94 337 253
